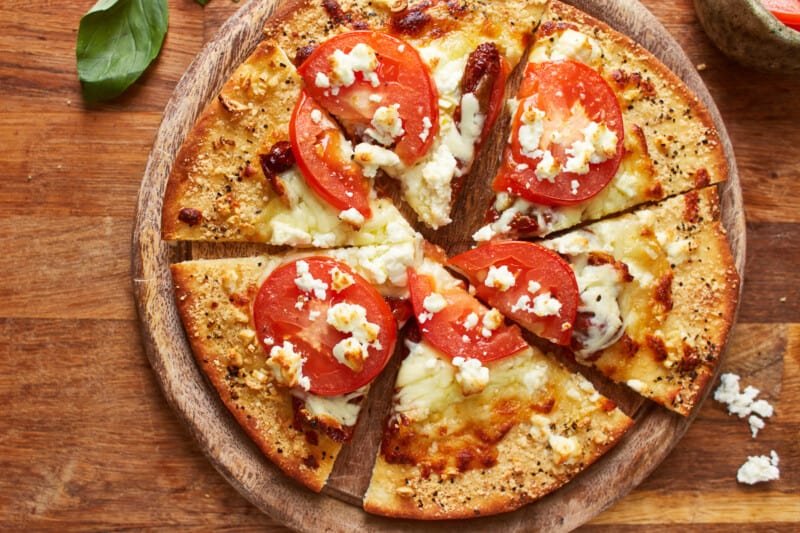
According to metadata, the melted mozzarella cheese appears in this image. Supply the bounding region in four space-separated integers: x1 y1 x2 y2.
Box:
297 386 367 428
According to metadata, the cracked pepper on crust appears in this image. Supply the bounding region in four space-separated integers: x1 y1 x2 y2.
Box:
363 262 633 519
476 0 729 241
540 187 739 415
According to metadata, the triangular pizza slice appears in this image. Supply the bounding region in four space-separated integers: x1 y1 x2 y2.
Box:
473 0 729 242
363 256 633 518
170 239 420 491
452 187 739 415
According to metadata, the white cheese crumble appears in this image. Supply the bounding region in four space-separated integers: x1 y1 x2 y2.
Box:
484 265 516 291
451 356 489 396
266 341 311 391
481 308 504 337
714 373 775 438
294 260 328 300
353 142 401 178
310 108 323 124
339 207 365 227
518 104 546 159
329 266 354 292
327 302 381 371
419 116 433 142
737 451 780 485
365 104 405 146
423 292 447 314
462 312 479 330
510 290 561 317
563 120 618 175
328 43 379 93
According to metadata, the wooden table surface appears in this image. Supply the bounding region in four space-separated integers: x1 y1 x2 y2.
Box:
1 0 797 530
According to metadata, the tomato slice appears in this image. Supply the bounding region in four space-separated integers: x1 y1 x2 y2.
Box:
761 0 800 30
253 257 397 396
297 31 439 165
448 241 579 346
492 60 625 206
290 90 371 218
407 267 528 362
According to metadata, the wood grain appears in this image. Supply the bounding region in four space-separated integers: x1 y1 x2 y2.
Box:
1 0 798 531
134 0 744 531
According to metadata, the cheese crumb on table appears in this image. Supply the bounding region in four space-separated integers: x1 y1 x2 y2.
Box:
737 451 780 485
713 373 775 438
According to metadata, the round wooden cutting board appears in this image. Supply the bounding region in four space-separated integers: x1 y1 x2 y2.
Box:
132 1 745 531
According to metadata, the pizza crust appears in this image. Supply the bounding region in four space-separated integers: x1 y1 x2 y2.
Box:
541 187 739 415
363 341 633 519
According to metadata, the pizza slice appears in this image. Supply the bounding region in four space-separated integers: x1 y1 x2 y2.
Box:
473 0 729 241
452 187 739 415
162 41 419 248
363 256 633 518
170 239 420 491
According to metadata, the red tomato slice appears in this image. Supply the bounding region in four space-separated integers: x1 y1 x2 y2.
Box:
493 60 625 206
448 241 579 346
253 257 397 396
407 267 528 362
290 90 371 218
297 31 439 165
761 0 800 30
482 58 510 145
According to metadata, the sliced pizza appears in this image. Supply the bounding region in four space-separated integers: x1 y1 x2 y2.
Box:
163 0 550 244
473 0 728 241
170 239 420 491
363 257 633 518
454 187 739 415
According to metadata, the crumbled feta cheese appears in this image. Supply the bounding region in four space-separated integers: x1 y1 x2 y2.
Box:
451 356 489 395
418 311 433 324
522 361 549 392
531 292 562 317
528 280 542 294
332 336 369 371
353 142 401 178
329 43 379 88
314 72 331 88
484 265 516 291
564 120 618 174
339 207 365 227
329 266 355 292
462 312 479 330
365 104 405 146
310 108 323 124
266 341 311 391
714 373 775 439
535 150 560 182
518 104 546 158
326 302 381 346
419 116 433 142
549 434 580 463
737 451 780 485
294 260 328 300
423 292 447 314
482 308 504 331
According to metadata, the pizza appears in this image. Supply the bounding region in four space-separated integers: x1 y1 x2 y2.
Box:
362 256 632 518
160 0 739 521
451 187 739 415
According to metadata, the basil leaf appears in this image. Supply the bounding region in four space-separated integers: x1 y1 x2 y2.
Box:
195 0 211 5
76 0 169 103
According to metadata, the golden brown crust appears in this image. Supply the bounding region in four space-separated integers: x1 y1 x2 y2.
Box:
171 257 342 492
363 343 633 519
542 187 739 415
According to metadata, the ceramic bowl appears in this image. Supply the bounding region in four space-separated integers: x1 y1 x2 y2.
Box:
694 0 800 72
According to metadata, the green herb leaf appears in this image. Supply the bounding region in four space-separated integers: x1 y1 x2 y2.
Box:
195 0 211 5
76 0 169 103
